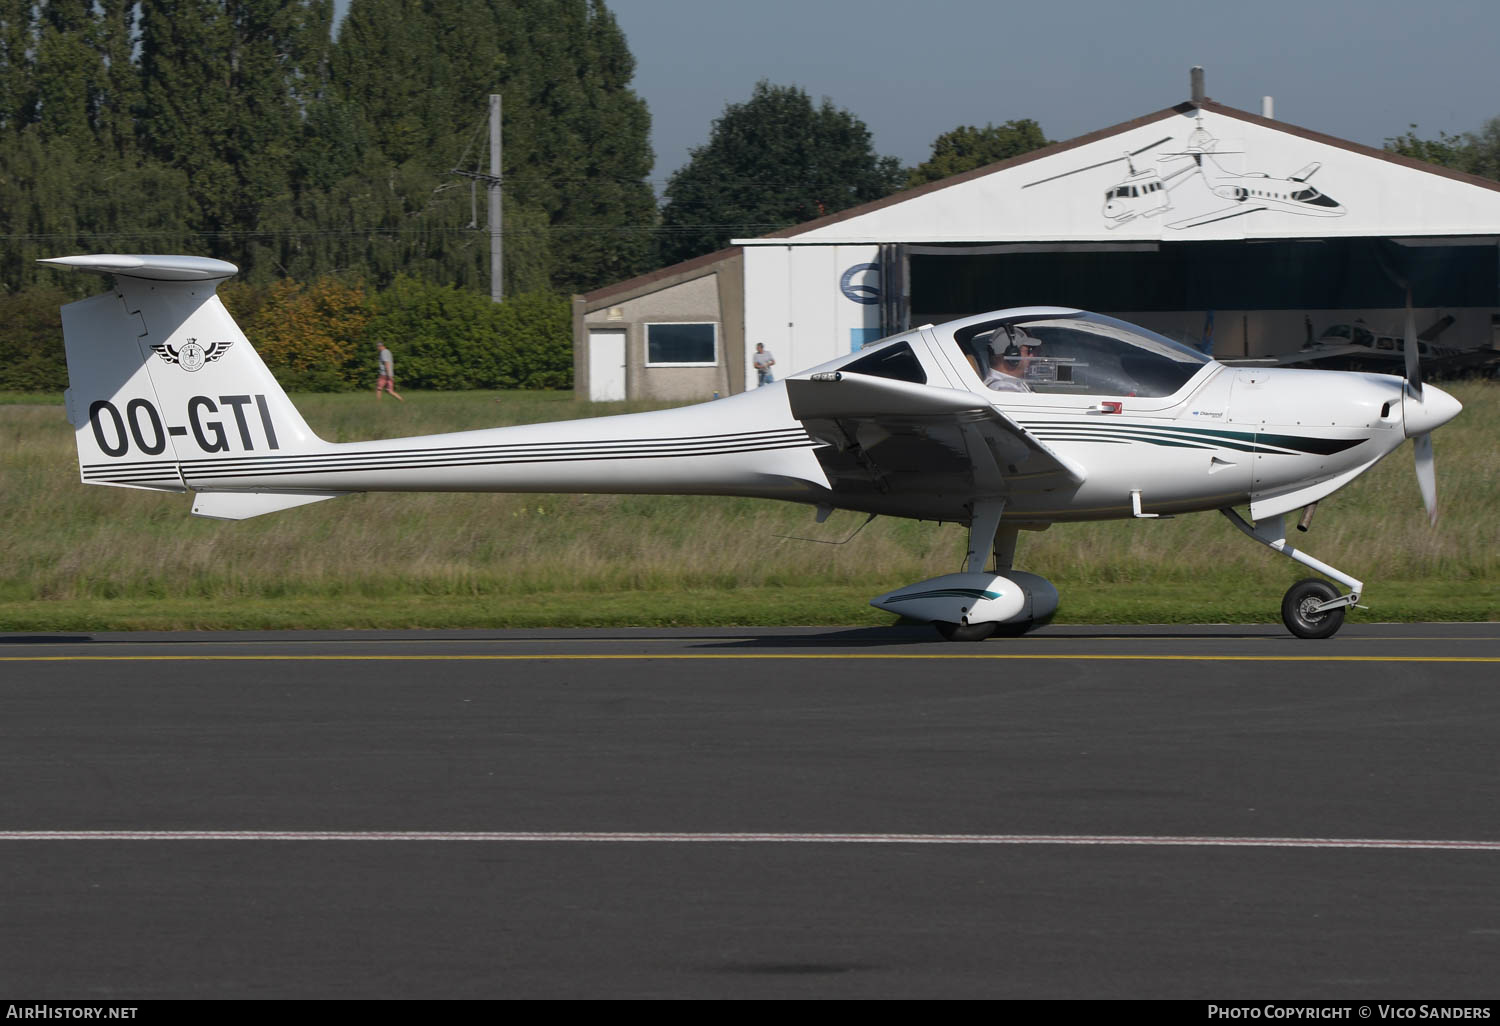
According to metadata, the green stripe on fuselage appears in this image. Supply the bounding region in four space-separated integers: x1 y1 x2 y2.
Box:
1023 421 1363 456
885 588 1002 603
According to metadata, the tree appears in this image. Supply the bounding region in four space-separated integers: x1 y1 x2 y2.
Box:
523 0 656 292
326 0 656 293
0 0 657 313
0 1 208 291
0 0 32 133
491 290 572 389
1385 119 1500 182
31 0 100 146
95 0 143 156
329 0 441 167
658 81 905 266
239 277 373 391
1386 125 1474 171
137 0 331 249
907 119 1050 188
0 285 74 390
357 277 570 390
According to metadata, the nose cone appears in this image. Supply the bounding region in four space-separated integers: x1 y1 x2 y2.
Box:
1404 384 1463 439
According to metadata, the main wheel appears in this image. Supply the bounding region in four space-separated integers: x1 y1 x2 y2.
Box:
1281 578 1346 639
934 620 997 642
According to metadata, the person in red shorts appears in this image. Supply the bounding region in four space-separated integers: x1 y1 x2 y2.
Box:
376 342 403 401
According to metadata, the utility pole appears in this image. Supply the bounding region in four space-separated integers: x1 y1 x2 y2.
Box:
489 93 502 303
450 94 504 302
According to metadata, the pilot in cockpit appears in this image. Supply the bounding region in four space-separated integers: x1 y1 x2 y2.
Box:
982 327 1040 393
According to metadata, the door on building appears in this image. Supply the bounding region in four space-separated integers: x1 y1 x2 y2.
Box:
588 330 626 401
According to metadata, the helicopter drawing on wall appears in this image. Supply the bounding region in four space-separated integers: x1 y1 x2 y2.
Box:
1100 153 1195 228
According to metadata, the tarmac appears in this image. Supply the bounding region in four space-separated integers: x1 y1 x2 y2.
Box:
2 623 1498 998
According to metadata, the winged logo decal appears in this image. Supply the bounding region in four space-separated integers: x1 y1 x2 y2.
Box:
150 337 233 373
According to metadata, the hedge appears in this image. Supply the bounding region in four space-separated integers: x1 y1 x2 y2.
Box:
3 276 573 393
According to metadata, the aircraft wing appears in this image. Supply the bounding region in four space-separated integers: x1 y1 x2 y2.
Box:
785 372 1085 513
1266 343 1370 366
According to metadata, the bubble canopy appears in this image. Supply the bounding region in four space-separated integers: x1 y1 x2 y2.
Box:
953 311 1212 398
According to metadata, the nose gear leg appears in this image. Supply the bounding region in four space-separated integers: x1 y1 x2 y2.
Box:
1220 508 1364 639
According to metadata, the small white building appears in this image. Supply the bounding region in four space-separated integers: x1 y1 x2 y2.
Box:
575 86 1500 401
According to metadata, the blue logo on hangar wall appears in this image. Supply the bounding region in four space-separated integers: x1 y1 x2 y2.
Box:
840 263 880 305
841 262 882 350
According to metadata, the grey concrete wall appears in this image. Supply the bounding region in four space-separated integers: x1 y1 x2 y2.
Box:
578 250 746 402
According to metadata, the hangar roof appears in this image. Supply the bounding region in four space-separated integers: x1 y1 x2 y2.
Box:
580 245 740 306
736 100 1500 246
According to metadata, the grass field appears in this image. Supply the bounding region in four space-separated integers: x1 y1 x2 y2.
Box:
1 382 1496 630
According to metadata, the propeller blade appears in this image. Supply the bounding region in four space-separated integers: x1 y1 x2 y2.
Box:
1413 432 1437 524
1404 288 1423 399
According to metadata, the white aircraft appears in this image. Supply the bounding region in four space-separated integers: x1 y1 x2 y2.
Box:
47 254 1462 641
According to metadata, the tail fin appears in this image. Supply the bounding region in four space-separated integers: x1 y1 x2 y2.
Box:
46 254 341 519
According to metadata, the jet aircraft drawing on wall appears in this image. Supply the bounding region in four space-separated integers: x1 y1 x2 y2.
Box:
1028 116 1347 231
48 254 1459 641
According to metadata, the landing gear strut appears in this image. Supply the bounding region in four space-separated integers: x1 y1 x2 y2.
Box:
933 500 1013 643
1221 508 1362 639
928 503 1054 641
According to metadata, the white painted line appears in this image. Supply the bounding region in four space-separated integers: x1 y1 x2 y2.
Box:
7 653 1500 662
0 831 1497 850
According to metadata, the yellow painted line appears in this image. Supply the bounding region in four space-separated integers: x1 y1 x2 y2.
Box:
1 653 1499 663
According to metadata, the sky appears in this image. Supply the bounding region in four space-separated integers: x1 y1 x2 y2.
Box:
335 0 1500 188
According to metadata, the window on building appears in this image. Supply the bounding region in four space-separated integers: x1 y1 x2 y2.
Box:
646 322 717 366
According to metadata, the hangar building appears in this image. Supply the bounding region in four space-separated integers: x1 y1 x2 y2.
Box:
573 80 1500 402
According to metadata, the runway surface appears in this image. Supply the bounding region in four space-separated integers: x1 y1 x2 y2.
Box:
2 623 1499 998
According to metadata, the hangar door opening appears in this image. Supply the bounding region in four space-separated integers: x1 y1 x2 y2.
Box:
903 238 1500 359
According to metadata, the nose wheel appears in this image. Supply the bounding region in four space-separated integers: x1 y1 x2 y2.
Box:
1281 578 1346 640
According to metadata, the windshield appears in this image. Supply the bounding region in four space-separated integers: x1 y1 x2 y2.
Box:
955 312 1211 398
